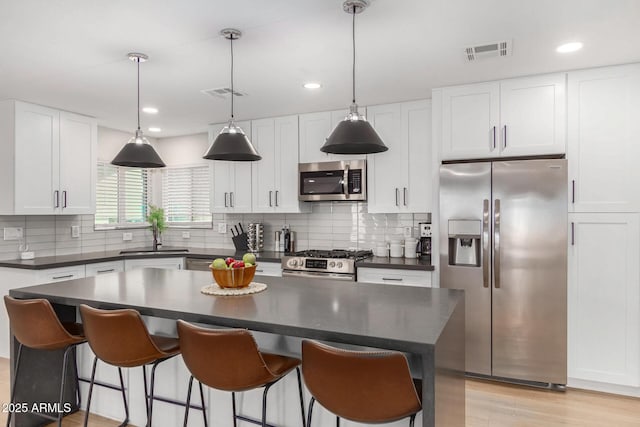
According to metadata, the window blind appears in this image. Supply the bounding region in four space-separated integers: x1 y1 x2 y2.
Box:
95 162 150 228
162 166 212 227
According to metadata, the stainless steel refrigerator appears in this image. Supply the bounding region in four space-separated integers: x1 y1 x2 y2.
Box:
439 159 567 386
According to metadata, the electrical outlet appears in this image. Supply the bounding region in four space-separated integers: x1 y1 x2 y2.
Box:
3 227 23 241
122 232 133 241
217 223 227 234
182 231 190 239
71 225 80 238
403 226 413 238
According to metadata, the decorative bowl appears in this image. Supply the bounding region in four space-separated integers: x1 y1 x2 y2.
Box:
210 265 257 289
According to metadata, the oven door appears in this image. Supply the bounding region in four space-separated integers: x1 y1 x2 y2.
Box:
282 270 355 281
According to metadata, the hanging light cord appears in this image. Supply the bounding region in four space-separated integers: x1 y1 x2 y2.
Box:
352 5 356 104
230 35 235 119
136 57 141 130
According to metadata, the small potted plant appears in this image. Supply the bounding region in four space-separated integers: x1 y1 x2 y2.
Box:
147 204 166 251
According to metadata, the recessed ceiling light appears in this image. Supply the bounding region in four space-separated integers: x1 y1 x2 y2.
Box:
303 82 322 89
556 42 583 53
148 127 162 132
142 107 158 114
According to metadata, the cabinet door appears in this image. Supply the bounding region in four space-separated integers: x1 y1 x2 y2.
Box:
357 268 432 287
441 82 499 160
500 73 566 157
36 265 86 284
59 112 97 214
568 64 640 212
367 103 405 213
124 257 184 271
404 100 432 213
251 118 276 212
568 213 640 387
85 261 125 276
274 115 302 212
299 111 333 163
14 102 60 214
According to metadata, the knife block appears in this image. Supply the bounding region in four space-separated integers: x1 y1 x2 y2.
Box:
232 232 249 251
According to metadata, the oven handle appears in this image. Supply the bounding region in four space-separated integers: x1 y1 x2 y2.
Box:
343 164 349 199
282 270 355 281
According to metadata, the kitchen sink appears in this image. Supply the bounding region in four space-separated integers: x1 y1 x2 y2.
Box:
119 249 189 255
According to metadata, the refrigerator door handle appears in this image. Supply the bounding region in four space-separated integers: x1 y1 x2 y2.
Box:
482 199 490 288
494 199 501 288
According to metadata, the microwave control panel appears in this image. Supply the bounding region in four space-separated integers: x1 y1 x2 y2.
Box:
348 169 362 194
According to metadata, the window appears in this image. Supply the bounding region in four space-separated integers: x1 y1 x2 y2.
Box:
95 162 151 228
161 166 212 227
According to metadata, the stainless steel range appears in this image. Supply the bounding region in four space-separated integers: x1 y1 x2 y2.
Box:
281 249 373 281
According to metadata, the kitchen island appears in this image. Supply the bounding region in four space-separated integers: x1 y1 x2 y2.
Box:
8 268 464 427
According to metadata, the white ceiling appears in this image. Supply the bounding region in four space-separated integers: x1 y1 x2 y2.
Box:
1 0 639 137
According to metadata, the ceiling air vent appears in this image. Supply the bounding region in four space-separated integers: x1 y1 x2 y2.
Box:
201 87 248 99
464 40 512 62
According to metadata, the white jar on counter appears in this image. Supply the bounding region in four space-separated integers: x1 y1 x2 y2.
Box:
404 238 418 258
389 239 404 258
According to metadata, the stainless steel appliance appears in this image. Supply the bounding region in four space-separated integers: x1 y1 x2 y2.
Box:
440 159 567 387
299 160 366 202
417 222 432 259
282 249 373 281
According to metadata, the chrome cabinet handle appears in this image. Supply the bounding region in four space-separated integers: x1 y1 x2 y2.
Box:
403 188 408 206
52 274 73 280
571 180 575 204
571 222 575 246
269 191 273 207
275 190 279 207
494 199 501 288
395 188 399 206
482 199 490 288
230 192 234 208
491 126 496 151
54 190 59 208
224 192 228 208
62 191 67 208
382 277 403 281
97 269 114 274
502 125 507 149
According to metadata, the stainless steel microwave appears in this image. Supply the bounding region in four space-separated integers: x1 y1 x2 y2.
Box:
299 160 367 202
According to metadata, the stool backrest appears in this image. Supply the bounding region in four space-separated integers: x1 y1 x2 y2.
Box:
177 320 276 391
4 296 77 350
302 340 422 424
79 304 164 367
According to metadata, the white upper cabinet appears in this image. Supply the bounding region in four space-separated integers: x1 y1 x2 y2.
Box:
298 108 367 163
367 100 432 213
440 74 566 160
252 115 309 213
441 82 499 160
567 64 640 213
208 121 252 213
568 213 640 387
0 100 96 215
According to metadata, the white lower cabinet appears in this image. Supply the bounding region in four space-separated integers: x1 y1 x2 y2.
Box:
357 268 432 287
36 265 86 284
254 261 282 277
85 260 124 276
124 257 184 271
568 213 640 389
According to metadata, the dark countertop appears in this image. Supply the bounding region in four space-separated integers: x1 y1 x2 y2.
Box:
9 268 462 352
356 256 434 271
0 247 285 270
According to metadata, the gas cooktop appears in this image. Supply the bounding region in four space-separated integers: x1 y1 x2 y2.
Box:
282 249 374 279
291 249 373 261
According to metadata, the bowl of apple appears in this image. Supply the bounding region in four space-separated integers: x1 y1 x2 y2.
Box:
210 253 257 289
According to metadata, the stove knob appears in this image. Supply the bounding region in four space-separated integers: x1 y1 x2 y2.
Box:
337 262 343 268
290 259 298 267
329 261 336 268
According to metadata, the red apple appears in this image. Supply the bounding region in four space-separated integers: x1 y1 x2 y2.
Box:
231 261 245 269
225 257 235 266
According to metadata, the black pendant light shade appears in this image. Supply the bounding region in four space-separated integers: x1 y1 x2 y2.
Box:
321 0 388 155
203 121 261 161
321 105 388 154
112 53 166 168
203 28 261 162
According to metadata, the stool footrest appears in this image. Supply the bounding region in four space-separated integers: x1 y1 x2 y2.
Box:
235 413 278 427
148 393 204 411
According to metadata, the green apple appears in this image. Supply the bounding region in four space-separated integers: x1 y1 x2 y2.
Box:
245 262 253 267
211 258 226 269
242 253 257 265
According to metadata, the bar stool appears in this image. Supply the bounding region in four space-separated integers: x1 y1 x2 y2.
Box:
79 304 180 427
177 320 306 427
302 340 422 427
4 296 85 427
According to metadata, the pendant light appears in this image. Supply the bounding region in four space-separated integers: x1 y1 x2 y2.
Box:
112 53 166 168
204 29 261 161
321 0 387 155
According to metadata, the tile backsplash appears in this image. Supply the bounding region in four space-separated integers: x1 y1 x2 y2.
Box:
0 202 430 260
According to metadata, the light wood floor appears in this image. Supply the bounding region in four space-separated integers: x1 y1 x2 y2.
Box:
0 357 637 426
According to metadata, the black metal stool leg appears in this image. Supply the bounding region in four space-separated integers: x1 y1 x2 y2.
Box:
6 343 23 427
232 392 238 427
183 376 194 427
56 346 72 427
336 416 340 427
147 359 161 427
295 367 306 427
198 380 208 427
409 414 416 427
306 397 315 427
117 367 129 426
83 356 98 427
261 382 274 427
142 365 149 419
71 347 81 408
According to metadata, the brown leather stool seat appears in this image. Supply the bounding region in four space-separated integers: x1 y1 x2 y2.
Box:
177 320 306 427
302 340 422 427
4 296 86 427
80 304 180 427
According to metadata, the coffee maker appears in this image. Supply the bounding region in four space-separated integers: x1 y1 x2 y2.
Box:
417 222 432 260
